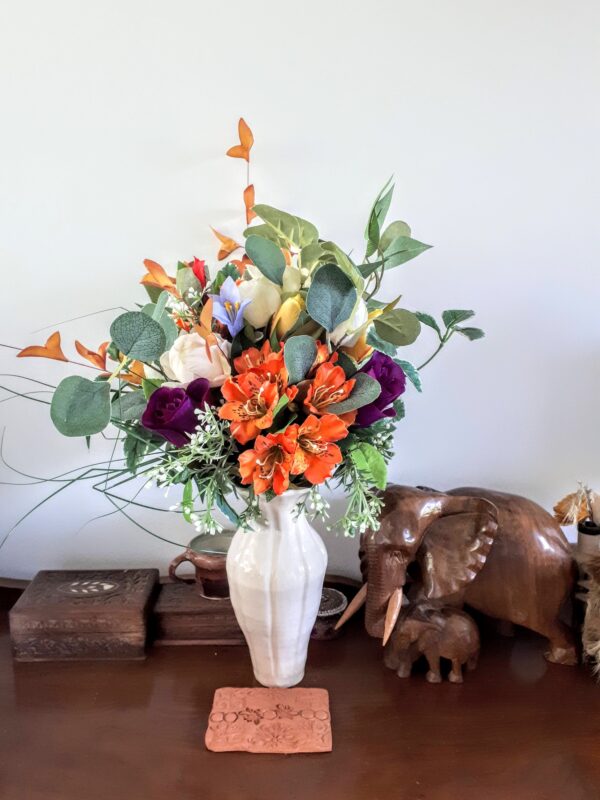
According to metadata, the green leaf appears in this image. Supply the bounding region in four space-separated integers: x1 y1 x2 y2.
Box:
374 309 421 347
272 394 290 417
242 223 286 247
306 264 357 332
245 235 286 286
379 220 411 253
336 351 360 377
350 442 387 490
143 284 163 303
320 242 365 294
455 326 485 341
211 263 241 294
394 359 422 392
415 312 442 337
393 397 405 421
442 309 475 327
182 479 193 523
142 378 164 399
111 391 147 421
142 297 178 349
176 264 202 298
366 327 397 357
252 204 318 249
364 178 394 258
122 426 163 473
215 493 241 526
50 376 111 437
110 311 166 363
327 372 381 414
152 290 169 320
358 236 432 278
299 242 326 272
283 335 317 384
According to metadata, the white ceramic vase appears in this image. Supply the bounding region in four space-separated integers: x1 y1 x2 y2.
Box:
226 489 328 687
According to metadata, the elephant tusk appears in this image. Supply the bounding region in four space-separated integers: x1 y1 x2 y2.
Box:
334 583 368 630
382 588 403 646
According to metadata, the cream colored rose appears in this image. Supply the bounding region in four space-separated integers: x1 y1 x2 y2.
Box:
330 298 370 347
160 333 231 387
238 267 282 328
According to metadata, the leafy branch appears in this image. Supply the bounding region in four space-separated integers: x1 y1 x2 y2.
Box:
416 310 484 370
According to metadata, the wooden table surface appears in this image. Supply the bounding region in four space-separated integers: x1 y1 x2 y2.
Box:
1 588 600 800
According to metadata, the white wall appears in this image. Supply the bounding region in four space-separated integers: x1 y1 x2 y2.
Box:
1 0 599 580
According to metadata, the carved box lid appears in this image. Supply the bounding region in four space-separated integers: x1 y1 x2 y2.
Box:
10 569 159 635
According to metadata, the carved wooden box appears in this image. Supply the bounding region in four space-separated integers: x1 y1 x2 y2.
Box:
9 569 159 661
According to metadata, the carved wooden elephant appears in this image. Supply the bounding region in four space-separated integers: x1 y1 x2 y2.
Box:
338 485 577 665
384 605 480 683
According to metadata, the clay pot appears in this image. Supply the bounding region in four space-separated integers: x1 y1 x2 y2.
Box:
578 521 600 556
168 532 234 599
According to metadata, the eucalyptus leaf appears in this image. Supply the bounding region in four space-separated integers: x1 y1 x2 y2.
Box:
110 311 166 363
176 265 202 298
51 376 111 437
306 264 357 332
253 204 318 249
111 391 148 421
442 309 475 327
142 297 178 349
245 235 285 286
336 351 359 377
320 241 365 294
374 309 421 347
379 220 411 253
327 372 381 414
215 494 241 526
283 336 317 384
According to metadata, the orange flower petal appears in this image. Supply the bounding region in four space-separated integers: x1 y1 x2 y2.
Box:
74 340 109 371
243 184 256 224
141 259 180 297
17 331 68 362
226 118 254 162
211 228 241 261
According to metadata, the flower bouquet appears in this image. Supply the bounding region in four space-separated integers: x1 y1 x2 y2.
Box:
6 119 483 685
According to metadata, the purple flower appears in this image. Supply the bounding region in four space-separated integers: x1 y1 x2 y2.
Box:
141 378 212 447
209 276 251 337
355 351 406 427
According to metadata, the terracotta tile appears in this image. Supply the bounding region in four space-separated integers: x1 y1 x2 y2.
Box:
205 687 332 754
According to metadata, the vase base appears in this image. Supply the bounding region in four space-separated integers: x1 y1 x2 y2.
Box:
254 670 305 688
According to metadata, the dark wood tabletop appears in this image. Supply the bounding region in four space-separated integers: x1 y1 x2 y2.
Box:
1 587 600 800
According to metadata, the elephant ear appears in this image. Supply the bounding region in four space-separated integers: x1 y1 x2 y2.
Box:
416 505 497 600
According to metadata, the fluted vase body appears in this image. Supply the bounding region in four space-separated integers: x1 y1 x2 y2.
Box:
226 490 327 687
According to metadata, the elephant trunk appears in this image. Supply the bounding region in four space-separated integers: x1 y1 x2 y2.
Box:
364 538 407 639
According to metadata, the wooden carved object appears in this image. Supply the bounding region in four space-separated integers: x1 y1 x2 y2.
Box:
340 485 578 667
384 605 479 683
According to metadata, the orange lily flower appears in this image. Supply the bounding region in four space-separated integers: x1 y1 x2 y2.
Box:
304 362 355 415
238 429 297 496
233 341 284 377
290 414 349 484
219 372 281 444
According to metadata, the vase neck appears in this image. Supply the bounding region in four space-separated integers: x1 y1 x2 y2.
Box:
256 490 310 530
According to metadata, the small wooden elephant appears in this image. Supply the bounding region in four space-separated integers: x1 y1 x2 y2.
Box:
384 606 480 683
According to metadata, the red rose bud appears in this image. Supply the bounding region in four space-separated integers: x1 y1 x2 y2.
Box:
191 257 207 288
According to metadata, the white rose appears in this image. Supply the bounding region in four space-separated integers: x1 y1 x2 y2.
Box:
160 333 231 387
330 298 370 347
238 268 282 328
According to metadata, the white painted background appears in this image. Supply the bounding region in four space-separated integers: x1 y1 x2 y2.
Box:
1 0 599 580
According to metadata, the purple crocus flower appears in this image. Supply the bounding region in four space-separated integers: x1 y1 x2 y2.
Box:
209 276 251 337
141 378 213 447
355 351 406 427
